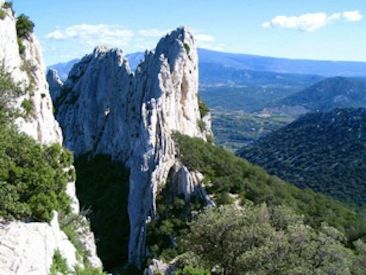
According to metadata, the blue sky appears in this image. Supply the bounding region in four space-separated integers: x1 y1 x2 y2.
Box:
13 0 366 65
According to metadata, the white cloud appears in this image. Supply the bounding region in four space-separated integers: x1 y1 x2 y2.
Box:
343 10 363 22
46 24 223 51
44 25 224 64
262 10 363 32
46 24 134 47
195 33 215 43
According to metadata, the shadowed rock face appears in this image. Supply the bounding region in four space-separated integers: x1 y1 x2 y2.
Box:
54 27 213 267
47 68 63 102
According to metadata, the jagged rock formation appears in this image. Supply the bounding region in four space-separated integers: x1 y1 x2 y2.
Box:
54 27 213 267
0 2 102 274
46 68 63 102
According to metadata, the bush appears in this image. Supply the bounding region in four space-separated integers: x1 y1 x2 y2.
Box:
197 120 206 132
74 266 106 275
0 67 23 123
21 98 33 116
176 266 210 275
181 204 364 275
0 9 5 20
0 127 72 222
16 14 34 39
183 43 190 54
50 249 70 275
198 99 209 117
3 2 13 10
17 38 25 55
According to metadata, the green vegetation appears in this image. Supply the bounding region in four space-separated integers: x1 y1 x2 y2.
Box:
50 249 106 275
59 211 92 265
183 43 190 54
3 2 13 10
0 68 71 223
278 77 366 112
173 133 366 241
0 9 5 20
75 155 130 272
240 108 366 207
212 111 293 151
0 2 12 19
180 204 366 275
74 266 106 275
0 126 72 222
146 181 205 261
21 98 33 117
16 14 34 38
175 266 210 275
50 250 70 275
0 67 23 123
16 14 34 55
197 119 206 132
198 99 209 117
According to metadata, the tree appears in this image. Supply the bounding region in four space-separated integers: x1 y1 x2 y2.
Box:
181 204 361 275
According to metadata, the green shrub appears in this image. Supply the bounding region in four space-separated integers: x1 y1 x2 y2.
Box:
16 14 34 39
0 9 5 20
0 127 71 222
0 67 23 123
17 38 25 55
198 99 209 117
50 249 70 275
59 212 91 264
21 98 33 116
181 204 365 275
74 266 106 275
16 14 34 56
176 266 210 275
183 43 190 54
197 120 206 132
146 178 205 262
3 2 13 9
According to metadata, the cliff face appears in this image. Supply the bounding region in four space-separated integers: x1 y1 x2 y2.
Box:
46 68 63 102
54 27 213 266
128 28 212 265
56 47 134 159
0 4 62 144
0 3 101 274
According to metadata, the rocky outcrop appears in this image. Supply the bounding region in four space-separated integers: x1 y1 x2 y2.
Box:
56 46 134 159
0 3 62 144
0 3 102 274
0 213 78 275
54 27 213 267
46 68 63 102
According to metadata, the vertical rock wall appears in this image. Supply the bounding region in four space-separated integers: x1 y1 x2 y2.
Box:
54 27 213 267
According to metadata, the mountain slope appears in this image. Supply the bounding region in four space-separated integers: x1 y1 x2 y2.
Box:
198 48 366 77
239 108 366 206
277 77 366 112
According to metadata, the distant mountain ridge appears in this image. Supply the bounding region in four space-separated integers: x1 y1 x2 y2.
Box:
239 108 366 206
276 77 366 112
49 48 366 81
